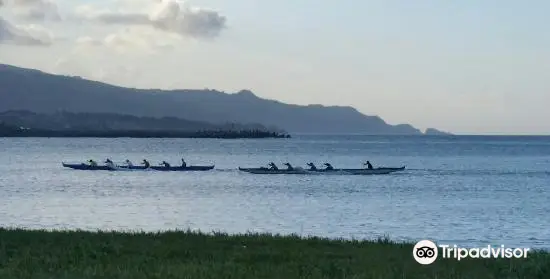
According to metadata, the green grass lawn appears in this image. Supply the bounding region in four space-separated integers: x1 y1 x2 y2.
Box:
0 228 548 279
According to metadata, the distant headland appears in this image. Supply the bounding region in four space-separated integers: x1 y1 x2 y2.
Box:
0 63 450 135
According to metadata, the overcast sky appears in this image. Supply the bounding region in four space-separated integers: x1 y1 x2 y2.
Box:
1 0 549 135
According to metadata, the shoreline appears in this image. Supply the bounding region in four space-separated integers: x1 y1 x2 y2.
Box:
0 130 291 139
0 228 548 278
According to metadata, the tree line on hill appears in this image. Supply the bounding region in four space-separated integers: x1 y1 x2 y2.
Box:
0 111 291 139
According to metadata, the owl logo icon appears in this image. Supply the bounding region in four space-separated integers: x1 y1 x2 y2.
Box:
413 240 438 264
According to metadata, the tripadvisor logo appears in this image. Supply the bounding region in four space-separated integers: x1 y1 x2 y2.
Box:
413 240 438 265
413 240 531 264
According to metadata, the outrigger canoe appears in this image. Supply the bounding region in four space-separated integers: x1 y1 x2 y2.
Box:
62 163 214 171
238 166 405 175
149 165 214 171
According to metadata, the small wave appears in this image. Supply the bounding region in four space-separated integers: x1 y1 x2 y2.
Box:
405 168 550 176
214 168 239 172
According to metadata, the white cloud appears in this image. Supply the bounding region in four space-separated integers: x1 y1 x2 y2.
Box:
0 17 52 45
51 42 150 88
76 0 227 39
75 27 177 53
2 0 227 82
75 36 101 46
0 0 226 49
17 23 53 42
9 0 61 21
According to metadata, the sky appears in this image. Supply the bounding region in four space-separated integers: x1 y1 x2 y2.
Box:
0 0 549 135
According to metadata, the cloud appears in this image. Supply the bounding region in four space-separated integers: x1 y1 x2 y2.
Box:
75 27 175 53
75 36 102 46
9 0 61 21
0 17 52 45
76 0 227 39
53 55 142 85
89 13 150 25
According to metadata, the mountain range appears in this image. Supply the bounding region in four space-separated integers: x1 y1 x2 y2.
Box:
0 63 450 135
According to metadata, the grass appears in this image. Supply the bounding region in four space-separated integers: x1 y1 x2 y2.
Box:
0 228 548 279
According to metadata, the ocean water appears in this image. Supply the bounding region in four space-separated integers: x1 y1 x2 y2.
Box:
0 135 548 249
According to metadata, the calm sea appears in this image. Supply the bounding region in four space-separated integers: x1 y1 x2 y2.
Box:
0 135 548 249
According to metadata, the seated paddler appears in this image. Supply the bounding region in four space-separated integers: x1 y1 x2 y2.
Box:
268 162 278 170
105 159 116 169
307 162 317 170
364 161 373 170
283 162 294 170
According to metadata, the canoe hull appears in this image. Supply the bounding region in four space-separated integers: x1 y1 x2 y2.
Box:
340 166 406 175
118 165 149 170
149 165 215 171
376 166 406 171
62 163 115 171
239 166 405 175
238 167 309 174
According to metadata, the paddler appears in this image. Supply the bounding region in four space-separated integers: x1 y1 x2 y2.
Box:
105 159 116 169
307 162 317 170
324 163 334 170
88 159 98 167
283 163 294 170
181 158 187 167
364 161 373 169
161 161 171 167
268 162 278 170
142 159 150 168
125 159 133 167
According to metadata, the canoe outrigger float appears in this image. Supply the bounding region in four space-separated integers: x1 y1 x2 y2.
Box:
238 162 406 175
